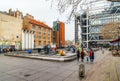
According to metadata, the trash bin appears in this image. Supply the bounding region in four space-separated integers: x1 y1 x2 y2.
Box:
79 64 85 77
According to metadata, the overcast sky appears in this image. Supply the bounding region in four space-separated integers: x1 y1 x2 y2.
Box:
0 0 74 41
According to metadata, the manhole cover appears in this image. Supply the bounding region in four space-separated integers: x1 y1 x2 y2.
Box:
24 74 31 77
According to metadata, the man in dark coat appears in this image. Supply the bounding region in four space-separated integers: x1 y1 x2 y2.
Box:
80 49 85 62
76 49 80 62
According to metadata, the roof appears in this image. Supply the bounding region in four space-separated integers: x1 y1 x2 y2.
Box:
29 18 52 30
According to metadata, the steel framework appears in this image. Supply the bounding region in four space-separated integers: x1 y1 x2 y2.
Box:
75 0 120 48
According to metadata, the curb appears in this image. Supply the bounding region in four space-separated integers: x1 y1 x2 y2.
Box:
4 54 77 62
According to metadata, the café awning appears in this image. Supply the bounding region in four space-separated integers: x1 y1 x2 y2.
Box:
110 38 120 43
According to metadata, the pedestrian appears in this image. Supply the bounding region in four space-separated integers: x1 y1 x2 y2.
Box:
101 47 102 50
76 49 80 62
84 49 89 63
102 49 104 54
89 49 94 63
38 48 41 53
72 46 76 53
80 49 85 62
9 48 12 52
0 48 1 53
46 44 50 54
54 45 57 54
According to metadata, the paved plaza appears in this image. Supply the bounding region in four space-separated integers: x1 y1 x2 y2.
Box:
0 50 119 81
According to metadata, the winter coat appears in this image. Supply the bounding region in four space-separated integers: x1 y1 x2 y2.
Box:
90 50 94 59
77 50 80 58
81 51 85 59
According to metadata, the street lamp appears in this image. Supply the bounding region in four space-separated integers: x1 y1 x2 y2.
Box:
117 27 120 50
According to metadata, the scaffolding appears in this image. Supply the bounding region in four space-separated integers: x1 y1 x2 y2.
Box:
75 0 120 48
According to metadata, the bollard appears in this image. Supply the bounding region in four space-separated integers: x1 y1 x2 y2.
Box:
79 64 85 78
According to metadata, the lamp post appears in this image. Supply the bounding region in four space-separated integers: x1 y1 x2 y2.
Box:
117 27 120 50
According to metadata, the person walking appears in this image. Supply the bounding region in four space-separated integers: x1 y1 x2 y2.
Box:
76 49 80 62
89 49 94 63
81 49 85 62
102 49 104 54
54 45 57 54
72 46 76 53
84 49 89 63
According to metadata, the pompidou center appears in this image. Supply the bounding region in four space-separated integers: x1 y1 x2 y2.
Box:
75 0 120 49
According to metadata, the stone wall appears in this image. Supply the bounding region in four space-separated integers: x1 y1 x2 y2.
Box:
0 13 22 49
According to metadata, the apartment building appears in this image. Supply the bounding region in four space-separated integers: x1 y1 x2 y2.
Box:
53 21 65 48
24 14 52 47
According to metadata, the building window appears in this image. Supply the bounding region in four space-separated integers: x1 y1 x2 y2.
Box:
48 41 50 44
44 28 46 31
48 34 50 36
39 41 41 45
32 25 35 29
48 33 50 36
39 32 41 34
82 27 87 33
44 41 46 45
43 29 46 33
47 29 49 32
48 30 51 34
39 36 41 38
38 27 41 30
48 37 49 39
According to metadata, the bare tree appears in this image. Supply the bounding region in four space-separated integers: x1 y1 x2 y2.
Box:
101 22 120 40
47 0 109 22
47 0 85 21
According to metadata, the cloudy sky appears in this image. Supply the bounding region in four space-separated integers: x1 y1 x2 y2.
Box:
0 0 74 41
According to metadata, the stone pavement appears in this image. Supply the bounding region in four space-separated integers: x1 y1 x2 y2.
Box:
0 49 119 81
81 50 120 81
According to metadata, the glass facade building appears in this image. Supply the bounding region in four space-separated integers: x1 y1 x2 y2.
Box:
53 21 65 48
80 2 120 48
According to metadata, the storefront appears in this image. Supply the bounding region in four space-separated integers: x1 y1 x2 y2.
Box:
110 38 120 56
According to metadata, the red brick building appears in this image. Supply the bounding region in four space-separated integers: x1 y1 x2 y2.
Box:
23 14 52 47
53 21 65 48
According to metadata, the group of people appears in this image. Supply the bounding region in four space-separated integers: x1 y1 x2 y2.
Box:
76 48 94 63
0 47 16 53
